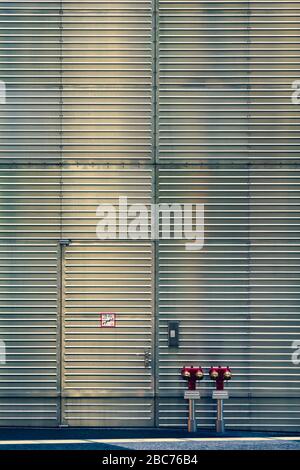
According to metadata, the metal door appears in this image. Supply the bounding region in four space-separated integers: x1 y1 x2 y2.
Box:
60 241 155 427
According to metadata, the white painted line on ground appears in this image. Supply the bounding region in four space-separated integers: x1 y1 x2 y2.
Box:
0 437 299 446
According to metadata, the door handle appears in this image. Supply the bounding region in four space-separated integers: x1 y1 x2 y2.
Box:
143 348 151 368
135 349 151 368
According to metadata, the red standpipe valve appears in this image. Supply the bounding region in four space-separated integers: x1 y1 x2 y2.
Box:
209 365 232 391
181 365 204 390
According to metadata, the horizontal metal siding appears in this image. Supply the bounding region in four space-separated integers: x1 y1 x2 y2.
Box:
0 398 58 427
63 398 154 427
61 165 153 239
0 166 61 239
0 1 153 163
0 164 60 425
0 1 299 432
158 164 300 430
158 1 300 161
62 242 154 426
62 1 153 162
0 2 61 162
159 398 300 430
0 241 59 426
0 165 153 240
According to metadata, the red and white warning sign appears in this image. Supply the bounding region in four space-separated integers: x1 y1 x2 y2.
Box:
100 313 116 328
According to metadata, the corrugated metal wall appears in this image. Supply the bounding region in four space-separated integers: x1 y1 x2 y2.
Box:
61 1 153 162
61 165 153 239
158 1 300 161
0 2 61 163
0 1 300 430
158 164 300 430
156 1 300 431
0 165 60 425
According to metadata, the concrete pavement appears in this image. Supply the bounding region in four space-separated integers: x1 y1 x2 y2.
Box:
0 429 299 450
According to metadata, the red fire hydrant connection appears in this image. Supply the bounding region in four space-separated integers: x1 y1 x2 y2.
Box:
209 365 232 390
181 365 204 390
209 365 232 434
181 366 204 433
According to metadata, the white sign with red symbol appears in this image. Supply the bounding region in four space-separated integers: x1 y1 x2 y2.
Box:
100 313 116 328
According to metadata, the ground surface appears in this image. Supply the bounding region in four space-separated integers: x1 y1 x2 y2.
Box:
0 429 299 450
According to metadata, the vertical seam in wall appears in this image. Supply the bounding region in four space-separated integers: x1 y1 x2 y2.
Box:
247 0 252 403
153 0 159 167
57 0 64 426
59 0 63 241
152 0 160 427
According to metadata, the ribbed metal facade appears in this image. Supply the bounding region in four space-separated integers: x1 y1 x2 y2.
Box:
0 1 300 430
158 165 300 429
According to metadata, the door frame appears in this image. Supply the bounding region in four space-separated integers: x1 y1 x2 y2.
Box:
57 239 156 427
